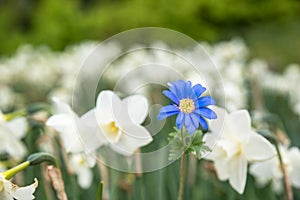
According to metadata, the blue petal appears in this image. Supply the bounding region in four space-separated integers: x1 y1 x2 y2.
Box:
163 90 179 104
195 107 217 119
184 114 196 133
176 112 185 129
185 114 196 133
198 116 208 130
157 111 178 120
168 82 178 97
192 84 206 97
157 105 179 120
197 96 216 107
190 113 199 130
176 80 186 99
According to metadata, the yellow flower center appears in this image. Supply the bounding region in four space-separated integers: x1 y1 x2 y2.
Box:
179 99 195 114
102 121 121 143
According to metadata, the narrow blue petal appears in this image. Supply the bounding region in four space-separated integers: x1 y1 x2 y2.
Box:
168 82 178 97
160 105 179 113
197 96 216 107
157 105 179 120
157 110 179 120
176 112 185 129
198 116 208 130
185 114 196 133
192 84 206 97
163 90 179 104
195 107 217 119
176 80 186 99
190 113 199 130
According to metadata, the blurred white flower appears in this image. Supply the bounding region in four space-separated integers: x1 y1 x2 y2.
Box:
69 153 96 189
0 112 27 160
83 91 153 156
46 98 106 153
0 174 38 200
250 145 300 193
204 107 276 194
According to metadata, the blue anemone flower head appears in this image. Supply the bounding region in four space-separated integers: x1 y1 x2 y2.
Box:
158 80 217 134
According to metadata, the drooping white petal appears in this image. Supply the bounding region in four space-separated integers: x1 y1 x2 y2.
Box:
77 167 93 189
244 132 276 162
228 154 247 194
70 154 94 189
123 95 148 124
6 117 27 139
10 178 38 200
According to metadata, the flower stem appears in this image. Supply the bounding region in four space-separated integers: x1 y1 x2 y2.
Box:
2 161 30 180
274 143 293 200
178 129 186 200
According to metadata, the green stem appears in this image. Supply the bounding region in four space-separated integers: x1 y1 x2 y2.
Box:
97 181 104 200
274 143 293 200
1 161 30 180
178 129 186 200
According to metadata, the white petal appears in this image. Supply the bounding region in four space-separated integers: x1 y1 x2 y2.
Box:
77 167 93 189
80 110 108 151
209 106 228 135
244 132 276 161
96 91 121 124
4 139 27 160
218 139 240 158
214 159 230 181
123 95 148 124
11 178 38 200
249 158 276 186
287 147 300 187
52 97 75 116
6 117 27 139
46 114 82 153
110 125 153 156
228 154 248 194
228 110 251 142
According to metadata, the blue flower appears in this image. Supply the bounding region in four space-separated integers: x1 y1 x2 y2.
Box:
158 80 217 134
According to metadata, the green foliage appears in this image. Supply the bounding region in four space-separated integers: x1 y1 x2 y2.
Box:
168 127 210 161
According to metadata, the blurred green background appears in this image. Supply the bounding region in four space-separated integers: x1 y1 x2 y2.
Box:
1 0 300 70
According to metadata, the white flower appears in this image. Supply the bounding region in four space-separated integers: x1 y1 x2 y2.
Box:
69 153 96 189
0 174 38 200
204 107 276 194
0 112 27 160
46 98 106 153
82 91 153 156
250 145 300 193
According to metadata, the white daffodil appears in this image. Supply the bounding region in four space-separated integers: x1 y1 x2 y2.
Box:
69 153 96 189
204 107 276 194
46 98 106 153
0 112 27 160
250 145 300 193
82 91 153 156
0 174 38 200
